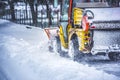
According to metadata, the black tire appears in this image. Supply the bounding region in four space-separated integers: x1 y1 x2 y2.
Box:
52 36 68 57
108 52 120 61
68 36 83 61
53 36 62 54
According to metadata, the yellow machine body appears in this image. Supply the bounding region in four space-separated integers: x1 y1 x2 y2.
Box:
59 25 68 48
58 7 90 53
73 8 83 26
58 7 91 53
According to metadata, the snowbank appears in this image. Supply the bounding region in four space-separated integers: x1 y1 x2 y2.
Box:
0 19 120 80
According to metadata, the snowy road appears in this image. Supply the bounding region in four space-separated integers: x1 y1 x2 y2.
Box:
0 68 8 80
0 19 120 80
72 53 120 78
89 60 120 77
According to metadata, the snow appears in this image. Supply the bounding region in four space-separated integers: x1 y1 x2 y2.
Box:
0 19 120 80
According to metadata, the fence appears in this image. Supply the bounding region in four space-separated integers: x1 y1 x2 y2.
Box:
0 8 59 28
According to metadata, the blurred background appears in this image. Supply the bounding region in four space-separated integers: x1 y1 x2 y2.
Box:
0 0 119 28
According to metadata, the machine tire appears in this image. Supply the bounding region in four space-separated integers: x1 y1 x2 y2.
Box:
53 36 62 54
68 36 83 61
108 52 120 61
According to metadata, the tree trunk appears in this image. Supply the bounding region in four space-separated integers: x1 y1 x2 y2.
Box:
24 0 28 19
35 3 38 26
27 0 37 26
46 1 52 27
8 0 15 21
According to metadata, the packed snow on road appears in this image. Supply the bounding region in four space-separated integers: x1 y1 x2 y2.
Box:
0 19 120 80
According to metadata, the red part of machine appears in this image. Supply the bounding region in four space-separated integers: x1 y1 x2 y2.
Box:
82 16 89 31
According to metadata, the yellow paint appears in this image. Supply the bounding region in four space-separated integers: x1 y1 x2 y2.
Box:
59 25 68 48
68 28 90 53
73 8 83 26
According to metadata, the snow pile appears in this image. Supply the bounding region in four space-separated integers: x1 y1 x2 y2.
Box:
0 19 120 80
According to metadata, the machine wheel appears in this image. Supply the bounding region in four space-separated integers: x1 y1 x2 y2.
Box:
68 36 82 61
108 52 120 61
53 36 62 54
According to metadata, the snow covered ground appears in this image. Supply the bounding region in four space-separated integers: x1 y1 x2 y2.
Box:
0 19 120 80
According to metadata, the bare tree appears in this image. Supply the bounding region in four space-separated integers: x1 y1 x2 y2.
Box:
8 0 16 21
45 0 52 27
27 0 38 26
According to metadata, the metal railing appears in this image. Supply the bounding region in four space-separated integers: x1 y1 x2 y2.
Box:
0 6 59 28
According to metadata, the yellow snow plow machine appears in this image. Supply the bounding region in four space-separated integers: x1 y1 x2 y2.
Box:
44 0 120 61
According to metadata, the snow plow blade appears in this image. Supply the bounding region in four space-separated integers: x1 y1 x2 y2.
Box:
44 27 59 52
44 27 59 39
